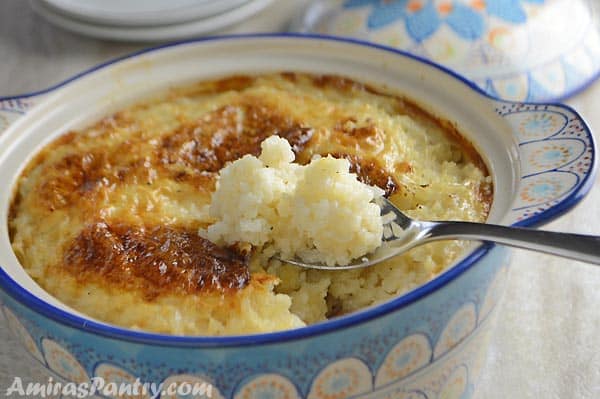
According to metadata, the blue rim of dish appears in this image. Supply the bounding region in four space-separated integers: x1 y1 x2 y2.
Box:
0 33 596 347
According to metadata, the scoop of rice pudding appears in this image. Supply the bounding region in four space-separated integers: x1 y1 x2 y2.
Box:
203 135 384 267
9 73 492 335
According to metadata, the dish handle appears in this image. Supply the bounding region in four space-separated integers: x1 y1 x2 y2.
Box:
0 94 48 136
493 100 596 227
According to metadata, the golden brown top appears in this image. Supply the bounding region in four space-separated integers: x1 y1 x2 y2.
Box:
64 222 250 300
159 104 314 178
9 73 491 304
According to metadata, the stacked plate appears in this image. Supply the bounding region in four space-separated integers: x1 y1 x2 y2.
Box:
31 0 275 41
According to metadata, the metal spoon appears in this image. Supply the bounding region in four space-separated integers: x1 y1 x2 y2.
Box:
281 197 600 270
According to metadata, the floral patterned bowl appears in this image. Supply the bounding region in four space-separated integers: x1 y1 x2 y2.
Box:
295 0 600 102
0 35 595 399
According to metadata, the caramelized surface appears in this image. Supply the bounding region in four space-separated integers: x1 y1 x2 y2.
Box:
330 153 400 197
159 103 314 177
64 222 250 300
9 73 492 333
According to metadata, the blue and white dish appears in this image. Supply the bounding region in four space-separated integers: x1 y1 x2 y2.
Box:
295 0 600 102
0 35 596 399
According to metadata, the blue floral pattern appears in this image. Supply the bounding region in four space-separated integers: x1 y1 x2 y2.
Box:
344 0 545 41
316 0 600 101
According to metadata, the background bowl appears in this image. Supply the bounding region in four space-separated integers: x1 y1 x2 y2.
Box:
0 35 595 399
293 0 600 103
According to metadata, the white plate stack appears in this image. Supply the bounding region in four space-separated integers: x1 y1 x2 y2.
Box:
30 0 275 41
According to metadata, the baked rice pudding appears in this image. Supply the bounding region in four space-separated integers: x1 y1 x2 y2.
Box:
9 73 492 335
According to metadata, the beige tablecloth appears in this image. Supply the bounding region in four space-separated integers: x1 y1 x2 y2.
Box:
1 1 599 398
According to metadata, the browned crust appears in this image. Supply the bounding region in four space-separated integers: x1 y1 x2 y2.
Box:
158 102 313 179
329 153 400 197
64 222 251 300
9 73 493 301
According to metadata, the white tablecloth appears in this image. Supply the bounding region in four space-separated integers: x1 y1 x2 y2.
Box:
1 1 599 398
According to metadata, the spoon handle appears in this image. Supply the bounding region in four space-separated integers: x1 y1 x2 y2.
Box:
423 221 600 265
